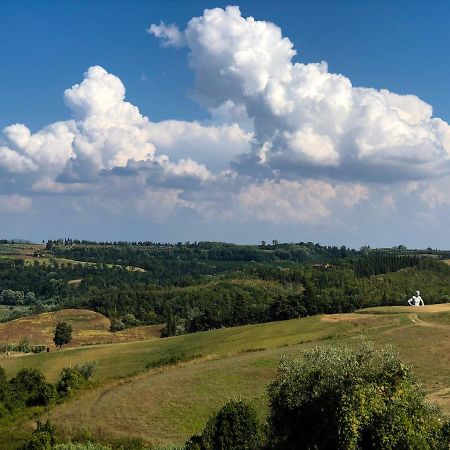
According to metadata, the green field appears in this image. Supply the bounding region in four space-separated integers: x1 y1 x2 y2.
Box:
2 304 450 448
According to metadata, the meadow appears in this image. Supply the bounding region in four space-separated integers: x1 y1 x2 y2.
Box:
1 304 450 448
0 309 162 350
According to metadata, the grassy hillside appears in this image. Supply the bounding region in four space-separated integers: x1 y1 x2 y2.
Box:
0 309 163 349
3 305 450 447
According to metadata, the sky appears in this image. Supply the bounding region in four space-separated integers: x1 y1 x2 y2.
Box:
1 0 450 247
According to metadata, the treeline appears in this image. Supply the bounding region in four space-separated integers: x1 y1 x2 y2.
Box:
353 253 420 276
50 241 356 265
1 242 449 335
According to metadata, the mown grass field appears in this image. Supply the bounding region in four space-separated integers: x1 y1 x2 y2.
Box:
0 309 163 349
1 305 450 448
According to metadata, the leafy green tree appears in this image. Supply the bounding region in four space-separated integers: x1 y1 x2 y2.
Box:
267 344 449 450
161 308 178 337
9 368 56 408
53 321 73 348
186 400 264 450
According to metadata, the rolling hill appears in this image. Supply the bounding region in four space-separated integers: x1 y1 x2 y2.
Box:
2 304 450 448
0 309 163 350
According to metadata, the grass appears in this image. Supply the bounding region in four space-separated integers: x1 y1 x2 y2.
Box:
0 313 377 382
0 243 146 271
2 305 450 448
0 309 163 350
0 305 15 318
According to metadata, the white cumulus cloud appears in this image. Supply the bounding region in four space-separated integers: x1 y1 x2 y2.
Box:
150 6 450 182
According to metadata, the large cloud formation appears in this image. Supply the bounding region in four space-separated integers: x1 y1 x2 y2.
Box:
1 6 450 240
0 66 224 190
150 6 450 182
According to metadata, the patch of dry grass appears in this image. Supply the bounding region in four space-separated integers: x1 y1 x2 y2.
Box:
4 305 450 447
0 309 163 350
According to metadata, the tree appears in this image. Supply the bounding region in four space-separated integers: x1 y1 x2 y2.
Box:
161 308 177 337
267 344 449 450
186 400 264 450
9 368 56 408
53 322 73 348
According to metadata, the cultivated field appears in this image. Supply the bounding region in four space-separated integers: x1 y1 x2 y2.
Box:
0 309 163 349
2 304 450 447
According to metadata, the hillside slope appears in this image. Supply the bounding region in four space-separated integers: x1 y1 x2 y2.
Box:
0 309 163 349
1 305 450 447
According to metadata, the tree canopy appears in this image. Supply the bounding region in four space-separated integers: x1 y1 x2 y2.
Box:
53 322 73 348
267 345 449 450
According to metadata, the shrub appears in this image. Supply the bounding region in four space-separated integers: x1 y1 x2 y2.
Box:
54 444 111 450
75 361 98 380
10 368 56 407
122 313 139 327
267 344 449 450
186 400 264 450
31 345 47 353
17 338 31 353
109 318 125 332
184 435 204 450
22 420 57 450
145 353 202 370
57 367 85 397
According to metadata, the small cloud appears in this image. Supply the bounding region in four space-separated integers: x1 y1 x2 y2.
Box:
147 22 185 48
0 195 31 213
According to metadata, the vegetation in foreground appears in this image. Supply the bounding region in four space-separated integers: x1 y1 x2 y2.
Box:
17 346 450 450
1 305 450 448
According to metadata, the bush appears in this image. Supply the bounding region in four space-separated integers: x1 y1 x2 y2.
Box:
145 353 202 370
109 318 125 332
17 338 31 353
186 400 264 450
22 420 57 450
10 368 56 407
57 367 85 397
122 313 139 327
75 361 98 380
267 344 449 450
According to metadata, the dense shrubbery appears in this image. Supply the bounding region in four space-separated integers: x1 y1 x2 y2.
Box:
145 352 202 370
266 345 450 449
54 444 110 450
0 339 46 354
56 362 97 397
0 361 96 422
0 367 56 417
185 345 450 450
22 421 57 450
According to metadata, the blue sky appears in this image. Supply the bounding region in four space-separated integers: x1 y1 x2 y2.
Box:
3 1 450 128
1 1 450 247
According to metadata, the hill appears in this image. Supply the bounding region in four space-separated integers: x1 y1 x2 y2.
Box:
2 304 450 448
0 309 163 349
